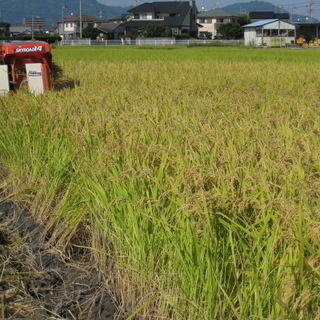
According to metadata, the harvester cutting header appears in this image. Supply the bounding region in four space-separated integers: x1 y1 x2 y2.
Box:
0 40 52 95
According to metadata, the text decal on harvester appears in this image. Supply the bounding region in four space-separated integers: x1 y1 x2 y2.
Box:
28 71 42 76
14 46 44 53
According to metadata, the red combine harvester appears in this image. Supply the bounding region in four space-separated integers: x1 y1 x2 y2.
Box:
0 40 52 94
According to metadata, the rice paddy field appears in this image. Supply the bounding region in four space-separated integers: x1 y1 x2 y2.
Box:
1 45 320 319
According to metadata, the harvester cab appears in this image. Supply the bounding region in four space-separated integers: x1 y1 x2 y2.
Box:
0 40 52 95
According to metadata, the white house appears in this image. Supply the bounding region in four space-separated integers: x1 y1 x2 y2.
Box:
243 19 296 47
58 15 107 39
197 8 240 39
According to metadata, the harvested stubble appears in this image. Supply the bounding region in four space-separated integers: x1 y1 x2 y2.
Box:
0 46 320 319
0 199 118 319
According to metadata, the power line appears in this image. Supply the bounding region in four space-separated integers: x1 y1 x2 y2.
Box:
307 1 315 21
290 4 296 22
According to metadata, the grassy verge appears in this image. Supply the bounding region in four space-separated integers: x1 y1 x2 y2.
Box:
0 46 319 319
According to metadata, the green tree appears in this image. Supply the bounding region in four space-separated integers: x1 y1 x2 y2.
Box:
162 26 173 37
217 22 243 40
237 13 251 26
135 25 172 38
204 31 212 39
82 26 100 39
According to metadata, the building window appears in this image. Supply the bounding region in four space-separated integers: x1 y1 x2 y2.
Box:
199 18 211 23
256 28 262 36
141 13 147 19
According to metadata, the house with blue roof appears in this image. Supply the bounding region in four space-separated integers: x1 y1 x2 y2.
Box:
243 19 296 47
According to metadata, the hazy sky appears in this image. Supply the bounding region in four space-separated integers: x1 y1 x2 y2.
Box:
97 0 320 20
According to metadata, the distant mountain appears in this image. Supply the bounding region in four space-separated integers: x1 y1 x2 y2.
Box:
0 0 132 26
97 0 134 7
222 1 277 14
0 0 316 27
221 1 319 23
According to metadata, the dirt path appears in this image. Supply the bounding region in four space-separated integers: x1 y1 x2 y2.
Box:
0 199 120 320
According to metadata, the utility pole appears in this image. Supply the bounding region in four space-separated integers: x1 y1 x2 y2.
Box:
79 0 83 39
290 5 296 23
307 1 315 22
62 3 66 41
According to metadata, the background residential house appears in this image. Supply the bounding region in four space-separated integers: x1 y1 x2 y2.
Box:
8 23 33 37
197 8 240 39
0 23 10 36
243 19 296 46
44 26 58 35
58 14 107 39
293 22 320 43
8 18 46 37
106 14 132 24
97 14 130 39
249 12 290 22
122 1 198 37
97 23 125 40
22 17 46 31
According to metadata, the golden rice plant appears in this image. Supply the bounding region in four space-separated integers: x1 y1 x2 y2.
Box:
0 46 319 319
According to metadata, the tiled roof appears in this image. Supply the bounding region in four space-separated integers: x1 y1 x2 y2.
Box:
275 13 290 19
249 12 290 20
123 19 178 27
97 22 123 32
129 1 196 26
107 14 131 22
125 1 197 31
129 1 192 15
58 15 108 23
198 8 237 18
249 12 275 19
129 3 158 12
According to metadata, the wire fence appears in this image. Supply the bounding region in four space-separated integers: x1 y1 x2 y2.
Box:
58 39 244 46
